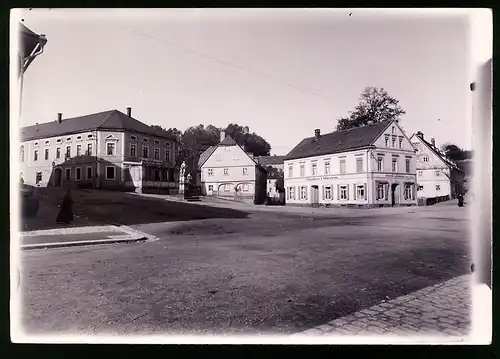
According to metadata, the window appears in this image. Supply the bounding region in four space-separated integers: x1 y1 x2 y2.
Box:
377 183 386 200
107 143 116 156
216 155 222 161
142 146 149 158
312 163 317 176
154 169 160 181
20 146 24 162
435 170 440 176
288 165 293 178
392 158 398 172
399 137 403 149
356 158 363 173
232 155 239 160
385 136 389 147
300 186 307 200
417 185 424 191
208 168 214 176
392 126 396 134
76 136 82 141
324 186 332 200
417 170 423 176
300 164 305 177
130 135 137 141
340 159 346 174
56 147 61 159
288 187 295 200
165 149 170 161
45 140 50 145
224 184 230 192
57 139 62 143
406 159 411 173
223 168 229 176
436 184 441 191
243 167 248 175
130 144 136 157
143 138 149 143
404 184 414 200
34 142 39 146
105 166 116 180
340 185 347 200
36 172 42 184
87 134 93 139
66 137 72 142
75 145 81 157
423 155 429 162
66 146 71 159
65 168 71 181
224 146 230 152
154 148 160 160
154 140 160 145
377 158 384 171
243 184 249 192
76 168 81 181
208 185 213 191
392 137 396 148
34 150 38 161
87 167 93 180
324 161 331 174
44 148 49 160
356 185 366 200
87 143 93 156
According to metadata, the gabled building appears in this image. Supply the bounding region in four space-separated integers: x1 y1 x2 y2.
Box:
255 155 285 198
19 108 179 193
283 120 417 208
409 132 466 204
198 131 267 203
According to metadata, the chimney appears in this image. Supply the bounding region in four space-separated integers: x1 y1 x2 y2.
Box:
367 120 374 125
220 130 226 142
314 129 320 140
431 138 436 147
57 113 62 123
126 107 132 117
416 131 424 140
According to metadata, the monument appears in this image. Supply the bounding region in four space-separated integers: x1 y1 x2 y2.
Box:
179 161 186 199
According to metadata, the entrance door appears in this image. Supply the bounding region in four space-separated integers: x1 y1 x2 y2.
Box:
53 168 62 186
311 185 320 206
391 183 399 206
130 166 142 189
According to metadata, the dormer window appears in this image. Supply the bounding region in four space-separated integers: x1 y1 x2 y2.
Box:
57 139 62 143
88 134 93 139
66 137 72 142
76 136 82 141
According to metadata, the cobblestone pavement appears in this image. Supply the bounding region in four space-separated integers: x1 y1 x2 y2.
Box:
294 275 471 338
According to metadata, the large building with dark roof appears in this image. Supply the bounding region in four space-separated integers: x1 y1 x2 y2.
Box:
19 108 179 193
283 120 418 207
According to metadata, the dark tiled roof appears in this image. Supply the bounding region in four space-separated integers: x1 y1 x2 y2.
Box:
416 135 462 172
256 155 285 167
198 146 217 169
20 110 177 141
219 136 237 146
284 121 391 161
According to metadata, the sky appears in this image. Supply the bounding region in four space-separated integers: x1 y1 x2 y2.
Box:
15 9 475 154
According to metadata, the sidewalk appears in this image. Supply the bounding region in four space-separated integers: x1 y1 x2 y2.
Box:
293 275 471 339
19 225 156 250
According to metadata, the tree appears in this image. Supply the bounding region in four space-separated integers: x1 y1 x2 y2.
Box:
275 170 285 193
441 143 471 162
336 87 406 131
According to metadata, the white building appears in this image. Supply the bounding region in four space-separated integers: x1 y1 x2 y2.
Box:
409 131 466 205
255 155 285 198
19 108 179 193
284 120 418 208
198 131 267 203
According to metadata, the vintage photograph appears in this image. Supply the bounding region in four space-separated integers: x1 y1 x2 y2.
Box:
11 8 491 344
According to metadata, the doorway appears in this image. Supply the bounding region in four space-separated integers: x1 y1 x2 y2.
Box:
53 168 62 186
391 183 400 206
311 185 320 206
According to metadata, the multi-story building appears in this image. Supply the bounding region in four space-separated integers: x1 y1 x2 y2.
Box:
283 120 418 207
409 131 466 205
19 108 179 193
198 131 267 203
255 155 285 198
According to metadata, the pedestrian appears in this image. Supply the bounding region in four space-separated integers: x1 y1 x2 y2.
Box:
457 194 464 208
56 189 74 224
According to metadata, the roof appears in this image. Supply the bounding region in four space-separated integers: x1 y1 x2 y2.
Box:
198 146 217 168
265 166 282 179
219 136 237 146
198 135 258 169
256 155 285 167
20 110 177 141
411 134 462 172
284 121 391 161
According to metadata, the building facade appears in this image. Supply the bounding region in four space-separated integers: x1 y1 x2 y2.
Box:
284 120 418 208
19 108 179 193
409 132 465 204
256 156 285 198
198 132 267 203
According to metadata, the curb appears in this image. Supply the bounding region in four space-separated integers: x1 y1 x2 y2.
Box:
21 236 148 250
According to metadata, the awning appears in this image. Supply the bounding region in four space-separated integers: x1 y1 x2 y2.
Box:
19 22 47 75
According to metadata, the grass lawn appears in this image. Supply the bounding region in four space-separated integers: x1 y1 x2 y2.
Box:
20 188 249 231
20 205 471 336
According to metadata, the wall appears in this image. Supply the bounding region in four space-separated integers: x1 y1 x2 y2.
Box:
122 131 176 166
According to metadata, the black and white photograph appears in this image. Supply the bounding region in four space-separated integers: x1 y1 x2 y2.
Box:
10 8 492 344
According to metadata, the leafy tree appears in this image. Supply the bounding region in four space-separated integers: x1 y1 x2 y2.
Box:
441 143 472 162
336 87 406 131
275 170 285 193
